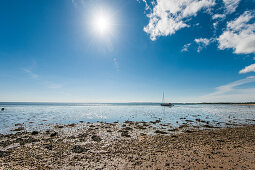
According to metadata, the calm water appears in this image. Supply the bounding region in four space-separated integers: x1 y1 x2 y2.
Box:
0 102 255 134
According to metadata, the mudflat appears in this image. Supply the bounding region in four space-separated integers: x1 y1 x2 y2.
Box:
0 122 255 169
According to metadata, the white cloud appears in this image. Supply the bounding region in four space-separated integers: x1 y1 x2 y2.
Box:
143 0 216 40
218 11 255 54
212 14 225 30
211 1 240 29
141 0 150 10
194 38 213 52
239 64 255 74
212 13 226 20
213 22 218 29
223 0 240 14
197 76 255 102
194 38 210 45
181 43 191 52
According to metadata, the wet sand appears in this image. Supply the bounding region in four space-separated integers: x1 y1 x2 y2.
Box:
0 121 255 169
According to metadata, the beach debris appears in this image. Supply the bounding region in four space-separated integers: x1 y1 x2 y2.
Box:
44 143 53 150
124 120 134 124
50 132 58 137
15 137 39 145
1 108 4 111
72 145 88 153
91 135 102 142
78 133 88 142
195 119 209 124
10 127 25 132
68 123 76 127
55 125 64 128
160 123 170 127
168 128 178 132
155 130 167 134
202 124 214 128
121 131 131 137
246 119 255 122
0 150 10 158
179 124 189 129
150 120 161 124
135 125 146 130
45 130 51 134
184 129 195 133
31 131 39 135
78 133 88 138
122 127 133 131
15 123 23 126
0 140 12 147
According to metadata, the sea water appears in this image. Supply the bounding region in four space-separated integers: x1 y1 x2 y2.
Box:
0 102 255 134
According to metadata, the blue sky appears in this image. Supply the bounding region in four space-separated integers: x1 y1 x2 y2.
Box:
0 0 255 102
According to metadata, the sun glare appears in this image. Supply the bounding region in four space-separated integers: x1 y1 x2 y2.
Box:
92 12 113 35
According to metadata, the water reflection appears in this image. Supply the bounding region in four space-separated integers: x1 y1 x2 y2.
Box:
0 103 254 133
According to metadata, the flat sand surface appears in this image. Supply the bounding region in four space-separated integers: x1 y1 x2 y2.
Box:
0 122 255 169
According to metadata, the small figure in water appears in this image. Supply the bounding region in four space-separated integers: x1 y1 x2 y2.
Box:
1 108 4 111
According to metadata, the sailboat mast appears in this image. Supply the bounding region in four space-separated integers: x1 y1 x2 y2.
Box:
162 91 165 103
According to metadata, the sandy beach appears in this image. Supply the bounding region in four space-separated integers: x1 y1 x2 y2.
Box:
0 121 255 169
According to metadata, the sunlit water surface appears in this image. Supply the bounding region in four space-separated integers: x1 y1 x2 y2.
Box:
0 103 255 134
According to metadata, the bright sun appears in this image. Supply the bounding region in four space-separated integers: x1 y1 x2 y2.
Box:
92 12 113 35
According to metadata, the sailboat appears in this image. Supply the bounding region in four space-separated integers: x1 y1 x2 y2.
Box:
160 92 174 107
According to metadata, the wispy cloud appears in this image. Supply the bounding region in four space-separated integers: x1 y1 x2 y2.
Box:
23 68 62 89
223 0 240 14
181 38 215 53
71 0 81 8
113 57 119 71
197 76 255 102
23 68 39 79
209 76 255 96
181 43 191 52
46 83 62 89
194 38 213 52
239 64 255 74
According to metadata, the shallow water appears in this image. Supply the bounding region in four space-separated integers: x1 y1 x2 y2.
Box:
0 102 255 134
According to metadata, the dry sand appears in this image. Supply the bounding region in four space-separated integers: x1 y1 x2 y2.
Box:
0 121 255 169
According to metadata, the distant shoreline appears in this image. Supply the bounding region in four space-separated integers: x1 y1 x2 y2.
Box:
232 104 255 106
1 102 255 105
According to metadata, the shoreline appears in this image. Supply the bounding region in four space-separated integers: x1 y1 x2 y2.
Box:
1 121 255 169
233 104 255 106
